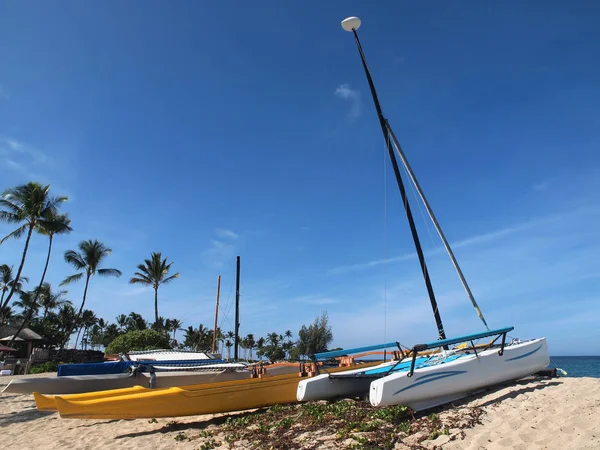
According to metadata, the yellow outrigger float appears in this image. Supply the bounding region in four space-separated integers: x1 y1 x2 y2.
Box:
35 360 384 419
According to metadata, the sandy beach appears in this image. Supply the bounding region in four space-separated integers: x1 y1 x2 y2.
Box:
1 373 598 449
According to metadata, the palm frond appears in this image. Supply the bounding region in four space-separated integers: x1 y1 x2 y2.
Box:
40 194 69 217
97 268 122 277
64 250 87 270
0 210 22 224
0 198 24 218
0 224 29 244
135 264 152 277
60 272 84 286
160 273 180 285
37 212 73 236
129 273 153 285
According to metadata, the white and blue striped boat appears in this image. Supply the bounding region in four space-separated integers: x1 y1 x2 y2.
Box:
296 17 550 412
297 327 550 411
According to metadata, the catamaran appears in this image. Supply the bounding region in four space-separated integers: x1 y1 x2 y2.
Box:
31 16 550 418
298 327 549 411
298 16 550 410
33 359 384 418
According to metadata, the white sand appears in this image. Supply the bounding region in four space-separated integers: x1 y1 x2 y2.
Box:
1 374 598 449
439 376 600 450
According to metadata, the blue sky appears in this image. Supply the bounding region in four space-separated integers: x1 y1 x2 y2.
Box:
1 1 599 355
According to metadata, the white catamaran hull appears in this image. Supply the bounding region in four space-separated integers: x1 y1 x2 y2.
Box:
370 338 549 411
297 360 400 402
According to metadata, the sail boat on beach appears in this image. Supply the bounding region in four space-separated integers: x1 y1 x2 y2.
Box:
297 16 550 411
29 16 550 419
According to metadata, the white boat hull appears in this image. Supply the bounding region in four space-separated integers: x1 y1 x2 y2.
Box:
370 338 549 411
297 360 400 402
126 350 214 361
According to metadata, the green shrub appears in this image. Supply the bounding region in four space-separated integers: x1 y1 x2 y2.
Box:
105 329 171 354
29 361 59 374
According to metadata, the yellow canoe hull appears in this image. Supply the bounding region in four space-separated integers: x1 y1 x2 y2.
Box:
36 362 382 419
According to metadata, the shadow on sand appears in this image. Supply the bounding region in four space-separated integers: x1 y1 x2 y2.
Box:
0 407 55 426
419 376 562 416
113 409 268 439
113 376 562 440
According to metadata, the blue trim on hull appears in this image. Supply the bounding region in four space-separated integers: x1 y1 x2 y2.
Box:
505 343 542 362
392 370 467 395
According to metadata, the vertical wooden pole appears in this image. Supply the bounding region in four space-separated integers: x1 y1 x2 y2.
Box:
211 275 221 354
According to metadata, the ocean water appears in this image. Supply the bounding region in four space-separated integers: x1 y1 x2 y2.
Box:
549 356 600 378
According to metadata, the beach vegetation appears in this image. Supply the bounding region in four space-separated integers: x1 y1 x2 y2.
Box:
174 431 187 441
105 329 170 354
29 361 59 374
296 311 333 358
208 398 484 449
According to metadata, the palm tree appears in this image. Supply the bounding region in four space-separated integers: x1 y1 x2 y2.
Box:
36 283 70 319
152 316 167 332
225 339 233 360
9 289 42 346
127 311 148 331
0 264 28 325
56 303 76 345
169 318 183 340
31 212 72 307
129 252 180 324
126 312 148 331
245 333 256 360
76 309 97 349
115 314 128 332
0 182 67 311
60 239 121 348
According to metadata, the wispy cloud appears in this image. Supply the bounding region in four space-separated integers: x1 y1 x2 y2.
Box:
335 84 361 120
107 286 150 298
202 228 240 269
289 294 340 306
0 137 52 178
327 209 578 275
215 228 239 240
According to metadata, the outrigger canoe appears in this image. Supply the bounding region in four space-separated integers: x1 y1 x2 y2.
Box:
2 361 249 395
35 360 383 419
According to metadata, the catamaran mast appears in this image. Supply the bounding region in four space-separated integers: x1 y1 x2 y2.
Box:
234 256 241 360
341 17 447 341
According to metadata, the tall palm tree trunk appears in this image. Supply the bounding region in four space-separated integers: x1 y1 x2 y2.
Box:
61 273 91 350
8 247 51 345
30 235 54 315
1 224 34 311
154 286 159 324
